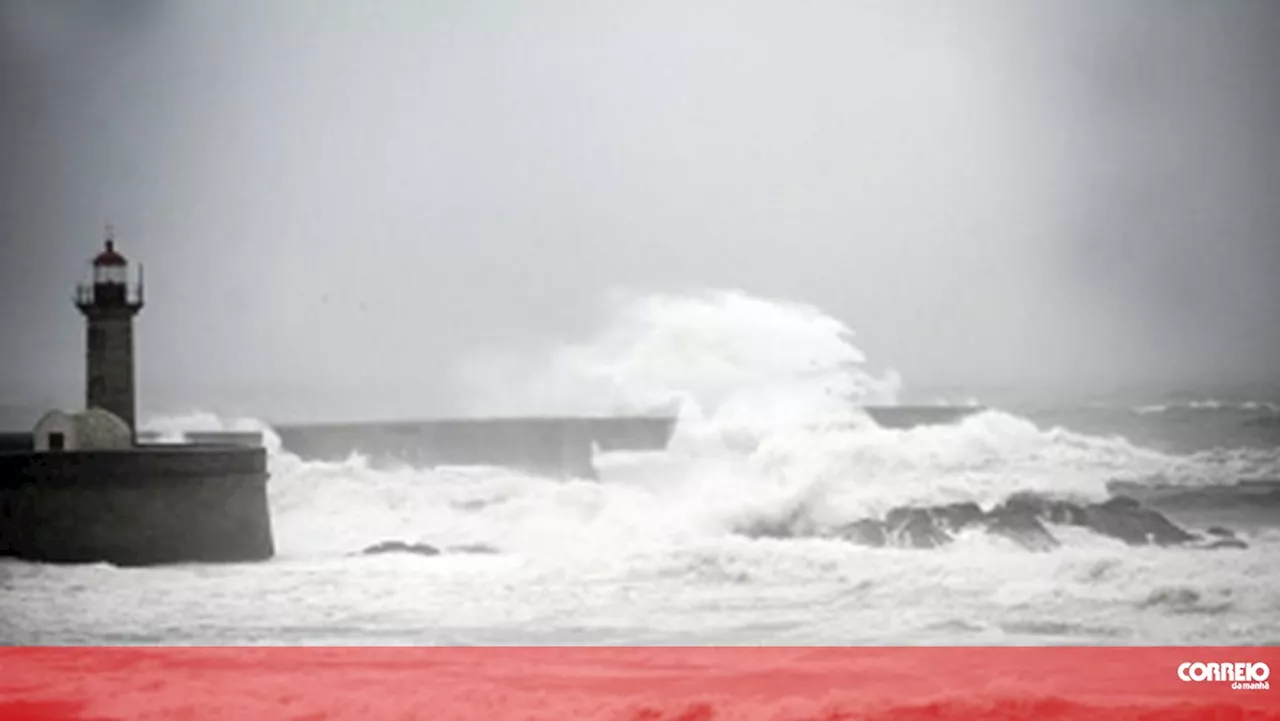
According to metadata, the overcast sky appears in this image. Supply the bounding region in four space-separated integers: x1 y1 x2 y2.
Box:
2 0 1278 422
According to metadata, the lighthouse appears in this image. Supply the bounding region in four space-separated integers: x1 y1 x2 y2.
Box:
74 227 144 435
0 228 273 567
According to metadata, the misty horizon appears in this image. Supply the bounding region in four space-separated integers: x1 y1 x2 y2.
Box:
3 1 1278 425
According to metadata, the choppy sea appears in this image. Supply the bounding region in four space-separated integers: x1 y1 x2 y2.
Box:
2 400 1277 646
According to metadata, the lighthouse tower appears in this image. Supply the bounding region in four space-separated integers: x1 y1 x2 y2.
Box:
74 227 144 435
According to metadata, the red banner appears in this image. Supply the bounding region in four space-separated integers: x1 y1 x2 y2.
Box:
1 647 1275 720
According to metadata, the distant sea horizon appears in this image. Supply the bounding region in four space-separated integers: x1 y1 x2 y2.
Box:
4 380 1280 431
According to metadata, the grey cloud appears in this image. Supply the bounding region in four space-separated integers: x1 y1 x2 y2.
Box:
2 0 1277 423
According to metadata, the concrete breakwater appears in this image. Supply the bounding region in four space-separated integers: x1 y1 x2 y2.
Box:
0 444 273 566
273 407 983 478
273 416 678 479
860 405 982 428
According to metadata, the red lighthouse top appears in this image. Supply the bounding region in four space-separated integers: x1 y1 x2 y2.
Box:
93 240 127 267
75 226 144 311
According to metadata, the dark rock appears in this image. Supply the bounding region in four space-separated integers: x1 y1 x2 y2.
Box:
735 521 784 540
981 490 1201 548
984 509 1060 552
991 492 1195 546
885 507 952 549
992 493 1087 527
736 517 795 540
1042 500 1089 526
927 502 984 532
831 519 887 547
447 543 501 555
1082 500 1196 546
361 540 441 557
1101 495 1142 510
1000 491 1051 516
1105 480 1146 497
1138 586 1202 610
735 506 812 540
884 506 912 527
1197 538 1248 550
1187 527 1247 550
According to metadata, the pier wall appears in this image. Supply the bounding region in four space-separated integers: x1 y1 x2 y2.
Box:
0 445 273 566
0 432 32 453
272 417 667 479
272 408 979 477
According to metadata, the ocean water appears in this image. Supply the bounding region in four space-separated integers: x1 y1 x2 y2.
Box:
2 291 1279 646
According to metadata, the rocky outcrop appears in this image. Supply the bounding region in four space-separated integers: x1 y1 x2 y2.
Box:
884 507 952 548
1082 496 1197 546
1196 537 1248 550
731 489 1244 552
885 509 947 550
359 541 504 556
999 492 1088 526
1191 527 1248 550
992 493 1200 547
735 508 808 540
447 543 502 555
927 502 985 533
361 540 441 557
830 519 888 547
983 507 1060 552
